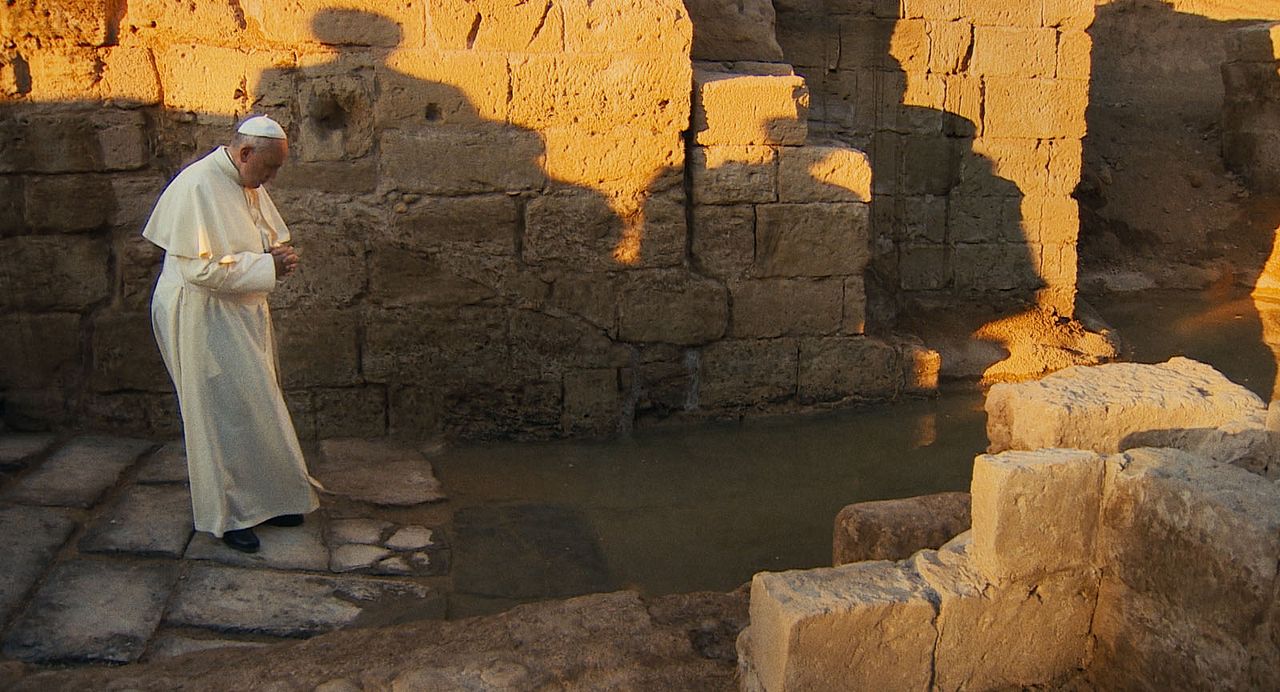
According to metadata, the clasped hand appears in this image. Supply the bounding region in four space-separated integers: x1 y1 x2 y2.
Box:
270 244 300 278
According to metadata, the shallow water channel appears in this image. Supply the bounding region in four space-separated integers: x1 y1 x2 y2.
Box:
431 287 1275 614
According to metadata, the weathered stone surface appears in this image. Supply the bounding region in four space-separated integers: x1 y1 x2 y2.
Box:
89 311 172 393
0 433 56 470
691 205 755 279
693 66 808 146
79 484 193 558
755 203 870 277
618 271 728 345
315 438 445 506
731 278 842 337
0 313 81 390
833 491 970 565
379 128 547 195
330 544 393 573
385 526 435 551
690 145 778 204
0 236 111 311
743 561 936 692
970 26 1057 78
984 78 1088 139
971 448 1103 584
986 358 1266 455
185 521 328 573
3 436 152 509
23 174 113 232
313 386 388 438
685 0 784 61
778 144 872 202
509 54 689 134
2 560 177 664
144 633 269 661
328 518 391 546
798 336 899 402
698 338 797 408
0 506 76 623
561 368 622 436
1099 448 1280 642
166 564 440 637
273 310 360 389
135 441 187 484
0 110 147 174
452 504 612 600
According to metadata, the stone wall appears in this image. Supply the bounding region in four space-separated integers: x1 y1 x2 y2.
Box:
0 0 944 440
1224 22 1280 191
774 0 1094 318
738 358 1280 690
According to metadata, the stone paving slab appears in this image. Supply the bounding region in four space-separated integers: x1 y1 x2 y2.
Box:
185 520 328 571
315 439 446 506
166 564 441 637
79 484 194 558
0 434 57 471
0 505 77 623
144 631 270 660
135 441 187 484
2 436 153 508
1 559 178 664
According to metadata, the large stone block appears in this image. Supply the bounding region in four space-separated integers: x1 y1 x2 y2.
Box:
685 0 784 61
690 145 777 204
0 0 115 46
698 338 797 408
798 336 900 402
268 200 371 311
247 2 425 47
731 279 842 338
1099 448 1280 642
618 271 728 345
834 491 970 564
843 275 867 334
379 127 547 196
755 203 870 277
691 205 755 279
561 0 694 55
952 242 1041 292
986 358 1266 455
743 561 937 692
915 540 1097 690
0 235 110 311
126 0 249 43
508 309 624 376
776 14 840 70
971 448 1104 584
0 110 147 174
1057 30 1092 80
526 190 636 271
314 387 387 438
778 144 871 202
928 20 973 74
363 305 509 383
902 0 962 21
509 55 689 135
158 46 282 116
0 313 80 390
23 174 113 232
548 273 618 334
837 17 899 70
693 66 808 146
24 47 156 104
392 194 517 252
984 78 1089 139
1042 0 1096 30
539 126 685 196
89 311 169 393
273 309 360 389
377 50 509 127
971 26 1057 77
888 19 931 73
958 0 1042 27
899 243 950 291
562 368 622 436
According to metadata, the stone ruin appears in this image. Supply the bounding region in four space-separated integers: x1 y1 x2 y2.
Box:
0 0 1104 441
739 356 1280 690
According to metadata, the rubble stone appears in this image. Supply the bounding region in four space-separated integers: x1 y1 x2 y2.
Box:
315 438 446 506
833 491 970 564
3 436 152 509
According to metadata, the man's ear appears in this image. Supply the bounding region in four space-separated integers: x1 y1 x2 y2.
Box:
238 146 255 163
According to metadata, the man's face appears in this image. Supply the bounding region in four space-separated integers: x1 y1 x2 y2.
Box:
236 140 288 189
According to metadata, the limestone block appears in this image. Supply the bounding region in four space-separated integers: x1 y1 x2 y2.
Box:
247 2 425 48
799 336 899 402
315 387 387 438
899 243 949 290
984 78 1089 139
1048 139 1084 194
548 273 618 334
690 146 777 205
731 279 843 338
943 74 982 136
917 543 1097 690
745 561 937 692
268 200 371 311
0 110 146 174
901 133 961 195
0 235 110 311
1100 448 1280 642
0 176 23 234
837 17 898 70
879 72 947 134
693 67 808 146
1042 0 1096 30
363 305 509 383
958 0 1041 27
525 189 683 271
539 127 685 196
126 0 248 43
0 313 80 389
379 127 546 196
778 144 871 203
970 448 1104 584
889 19 931 73
698 338 797 408
377 51 509 126
1225 22 1280 63
425 0 564 51
562 368 621 436
89 311 169 393
756 203 870 277
903 0 962 20
508 309 624 375
510 55 689 134
775 14 839 70
366 248 496 310
561 0 693 56
901 340 941 393
952 242 1041 291
0 0 114 46
691 205 755 279
388 386 442 437
617 271 728 345
23 175 113 232
971 26 1057 78
159 46 284 116
1091 579 1250 691
1057 30 1092 80
685 0 784 61
833 492 970 564
273 309 360 389
295 73 374 162
985 358 1266 454
392 194 516 252
969 137 1050 196
927 20 973 73
843 276 867 334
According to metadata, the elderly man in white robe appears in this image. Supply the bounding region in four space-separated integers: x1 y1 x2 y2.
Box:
143 115 318 553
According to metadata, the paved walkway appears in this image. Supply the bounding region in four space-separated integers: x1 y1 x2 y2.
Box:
0 433 484 666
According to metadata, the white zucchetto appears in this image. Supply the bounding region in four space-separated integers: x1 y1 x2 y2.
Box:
237 115 287 140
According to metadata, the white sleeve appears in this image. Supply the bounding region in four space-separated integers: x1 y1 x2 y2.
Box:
174 251 277 293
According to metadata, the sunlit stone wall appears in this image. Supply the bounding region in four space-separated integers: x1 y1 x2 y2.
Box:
775 0 1094 318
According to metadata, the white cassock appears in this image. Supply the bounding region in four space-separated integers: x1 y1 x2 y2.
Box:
143 146 318 537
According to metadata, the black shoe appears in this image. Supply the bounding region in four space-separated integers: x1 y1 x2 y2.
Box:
263 514 304 527
222 528 260 553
